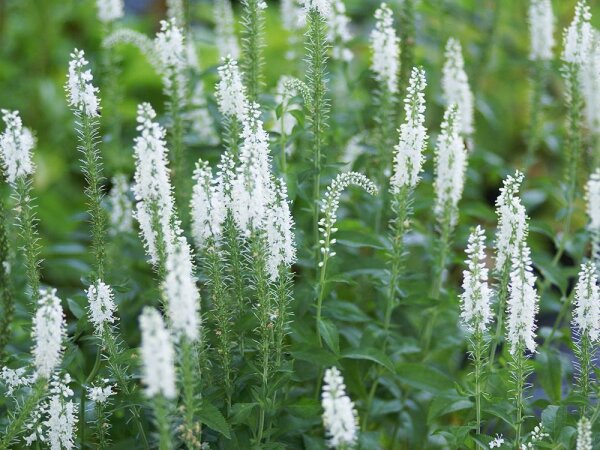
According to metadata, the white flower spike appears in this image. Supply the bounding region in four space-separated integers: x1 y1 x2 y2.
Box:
0 109 35 185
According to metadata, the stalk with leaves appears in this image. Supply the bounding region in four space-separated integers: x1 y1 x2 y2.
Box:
241 0 266 102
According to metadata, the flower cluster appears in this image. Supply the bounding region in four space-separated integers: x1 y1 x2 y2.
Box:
489 434 505 448
576 417 592 450
163 237 201 342
265 179 296 280
460 226 492 334
327 1 353 62
390 67 428 191
321 366 358 448
214 0 240 59
191 160 226 249
0 367 33 396
154 18 186 73
96 0 124 23
572 262 600 342
0 109 35 184
65 49 100 118
303 0 331 16
139 307 176 399
370 3 400 94
433 104 467 225
442 38 474 137
86 280 117 334
581 35 600 133
528 0 554 61
216 57 249 122
108 174 134 236
586 168 600 230
562 0 592 66
87 380 115 404
32 289 66 379
319 172 377 266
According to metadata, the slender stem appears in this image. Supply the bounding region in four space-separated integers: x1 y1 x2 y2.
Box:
488 262 510 368
180 339 200 449
473 331 485 440
431 204 454 299
511 347 527 448
577 333 593 415
0 379 46 448
154 396 173 450
168 74 187 226
0 183 14 359
241 0 265 102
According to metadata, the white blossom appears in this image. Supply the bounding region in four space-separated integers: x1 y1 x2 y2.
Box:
132 103 177 265
572 262 600 342
494 171 527 272
460 226 493 334
282 0 305 31
562 1 593 66
216 57 249 122
231 104 275 234
370 3 400 94
139 307 176 399
163 237 201 342
581 33 600 133
0 109 35 184
65 49 100 118
214 0 240 59
187 81 220 146
0 367 33 396
586 169 600 248
87 381 115 404
155 19 186 73
433 104 467 226
108 174 134 236
303 0 331 16
32 289 66 379
328 1 353 62
86 280 117 334
191 160 226 249
489 434 505 448
442 38 474 137
96 0 124 23
576 417 592 450
528 0 554 61
321 366 358 448
390 67 428 191
265 179 296 280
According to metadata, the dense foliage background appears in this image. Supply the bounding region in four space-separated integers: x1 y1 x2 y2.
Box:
1 0 600 448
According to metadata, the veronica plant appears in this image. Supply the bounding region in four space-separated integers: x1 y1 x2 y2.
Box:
241 0 267 102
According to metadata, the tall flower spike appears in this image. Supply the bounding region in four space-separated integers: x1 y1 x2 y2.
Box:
562 0 592 66
303 0 331 16
265 179 296 281
442 38 474 137
216 57 249 123
0 109 35 185
390 67 428 191
231 103 275 234
576 417 592 450
65 49 100 118
154 19 186 100
434 104 467 226
321 366 359 448
96 0 124 23
108 174 134 236
581 33 600 133
528 0 555 61
494 171 527 272
214 0 240 59
132 103 176 264
32 289 66 379
506 238 539 354
572 262 600 342
190 160 226 250
370 3 400 94
586 169 600 258
460 226 493 334
328 1 353 62
139 307 176 399
163 236 201 342
86 280 117 334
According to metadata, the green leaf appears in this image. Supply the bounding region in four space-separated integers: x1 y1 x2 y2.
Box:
341 348 394 373
427 395 473 423
230 402 258 428
198 401 231 439
291 346 338 367
324 300 371 323
541 405 567 440
67 297 85 320
534 350 563 403
318 318 339 354
395 363 454 393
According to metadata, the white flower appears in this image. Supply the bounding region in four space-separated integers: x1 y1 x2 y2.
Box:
0 109 35 184
490 434 505 448
494 171 527 272
0 367 33 396
154 19 187 101
139 307 176 399
41 375 77 450
562 1 592 66
572 262 600 342
303 0 331 16
187 81 220 146
528 0 554 61
132 103 177 265
390 67 428 191
191 160 226 249
460 226 493 334
506 239 539 354
576 417 592 450
214 0 240 59
108 174 134 236
265 179 296 281
433 104 468 226
587 169 600 230
87 380 115 404
65 49 100 117
32 289 66 379
231 104 275 234
328 1 353 62
163 237 201 342
216 57 249 122
442 38 474 137
370 3 400 94
96 0 124 23
86 280 117 334
581 34 600 134
321 366 358 448
281 0 305 32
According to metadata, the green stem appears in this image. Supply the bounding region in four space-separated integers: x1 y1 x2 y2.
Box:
168 75 187 227
0 379 46 449
154 396 173 450
578 333 593 415
0 184 14 359
488 262 510 368
511 347 526 448
431 205 454 300
473 331 485 439
180 339 200 449
241 0 265 102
